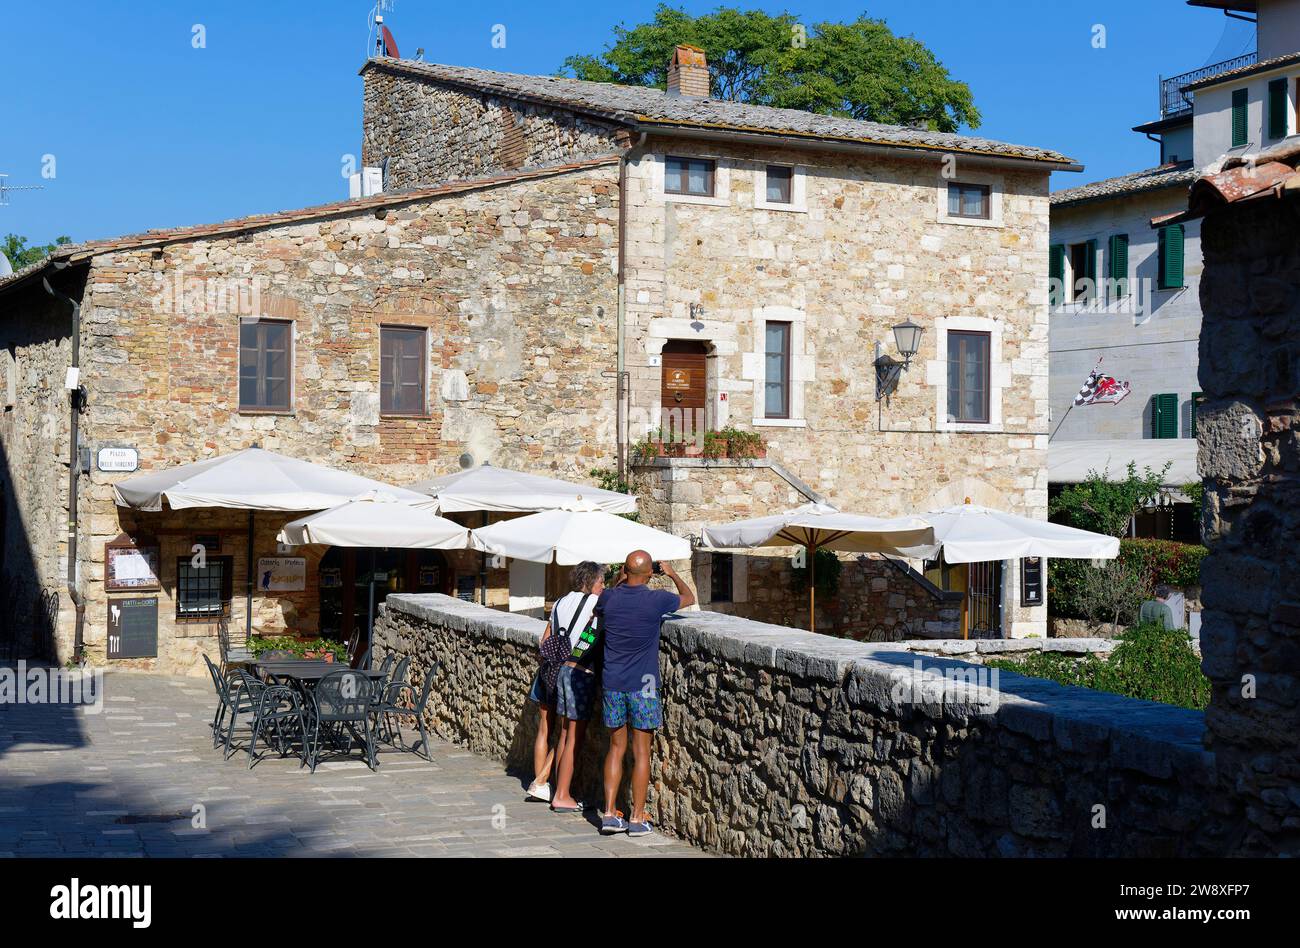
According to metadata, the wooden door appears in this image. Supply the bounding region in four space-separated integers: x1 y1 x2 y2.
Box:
661 340 708 445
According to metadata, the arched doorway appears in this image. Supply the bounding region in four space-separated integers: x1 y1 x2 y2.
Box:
318 547 452 647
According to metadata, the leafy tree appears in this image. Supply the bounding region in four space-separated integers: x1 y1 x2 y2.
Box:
1049 461 1171 538
1074 559 1146 636
2 233 72 270
562 5 980 133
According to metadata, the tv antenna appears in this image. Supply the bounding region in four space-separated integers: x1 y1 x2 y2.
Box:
366 1 400 59
0 173 44 207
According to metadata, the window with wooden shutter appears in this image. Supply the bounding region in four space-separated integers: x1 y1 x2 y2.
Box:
1232 88 1249 147
1269 78 1289 139
1049 244 1065 307
239 319 292 411
1158 224 1185 290
1109 234 1129 298
1152 393 1179 439
380 326 427 415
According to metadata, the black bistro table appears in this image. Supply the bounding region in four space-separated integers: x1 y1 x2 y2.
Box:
250 660 386 683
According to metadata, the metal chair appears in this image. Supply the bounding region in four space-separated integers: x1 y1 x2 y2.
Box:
219 670 267 760
372 656 407 745
305 669 379 772
247 684 308 769
217 617 254 675
203 653 245 750
377 662 438 762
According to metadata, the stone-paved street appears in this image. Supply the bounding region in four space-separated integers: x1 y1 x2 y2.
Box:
0 669 705 858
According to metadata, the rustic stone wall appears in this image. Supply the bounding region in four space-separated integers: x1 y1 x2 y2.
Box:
362 66 625 188
61 162 620 674
0 277 78 660
1197 195 1300 856
374 592 1226 857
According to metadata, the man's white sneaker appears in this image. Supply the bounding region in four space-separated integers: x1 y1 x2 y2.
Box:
526 782 552 802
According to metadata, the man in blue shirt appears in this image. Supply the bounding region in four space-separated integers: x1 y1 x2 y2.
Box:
597 549 695 837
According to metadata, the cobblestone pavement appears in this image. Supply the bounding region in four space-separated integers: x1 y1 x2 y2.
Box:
0 669 706 858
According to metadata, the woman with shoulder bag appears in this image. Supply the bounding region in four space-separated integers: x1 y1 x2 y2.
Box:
548 561 605 813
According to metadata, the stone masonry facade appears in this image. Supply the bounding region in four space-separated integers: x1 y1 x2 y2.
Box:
362 66 1053 638
374 593 1225 857
0 162 620 673
1197 194 1300 856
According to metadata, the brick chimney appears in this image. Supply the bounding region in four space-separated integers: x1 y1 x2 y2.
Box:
666 44 710 98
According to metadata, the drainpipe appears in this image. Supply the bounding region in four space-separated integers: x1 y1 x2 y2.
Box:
42 261 86 665
616 132 648 486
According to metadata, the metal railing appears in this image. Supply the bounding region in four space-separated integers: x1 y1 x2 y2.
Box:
1160 52 1257 117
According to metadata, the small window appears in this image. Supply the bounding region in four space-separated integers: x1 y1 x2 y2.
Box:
1268 78 1289 139
1232 88 1249 148
1158 224 1185 290
947 182 991 220
239 319 292 411
176 556 233 620
947 331 990 424
1069 240 1097 302
665 156 716 197
1152 393 1179 440
710 552 734 604
764 321 791 419
765 165 793 204
380 326 427 415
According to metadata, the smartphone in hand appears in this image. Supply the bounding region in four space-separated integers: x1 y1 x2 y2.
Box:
653 561 664 575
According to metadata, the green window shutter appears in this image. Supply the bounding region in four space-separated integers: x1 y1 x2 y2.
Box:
1085 238 1098 286
1191 391 1204 437
1159 224 1185 289
1232 88 1249 147
1269 78 1289 139
1109 234 1129 297
1152 393 1179 439
1049 244 1065 306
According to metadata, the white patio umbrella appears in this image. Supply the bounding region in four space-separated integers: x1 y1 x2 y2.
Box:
408 463 637 514
277 491 470 635
114 446 431 511
700 502 935 632
277 491 469 549
113 447 433 635
471 509 691 565
892 504 1120 564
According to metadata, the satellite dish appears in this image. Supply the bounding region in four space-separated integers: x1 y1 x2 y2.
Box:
0 251 12 277
381 24 399 58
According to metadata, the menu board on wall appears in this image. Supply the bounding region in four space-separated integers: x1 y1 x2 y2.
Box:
1021 557 1044 608
107 596 158 659
106 538 160 592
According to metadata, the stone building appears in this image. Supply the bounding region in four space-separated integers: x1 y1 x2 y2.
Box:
362 49 1075 640
0 43 1076 673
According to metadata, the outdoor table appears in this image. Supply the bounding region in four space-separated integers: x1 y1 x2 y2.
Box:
250 660 387 683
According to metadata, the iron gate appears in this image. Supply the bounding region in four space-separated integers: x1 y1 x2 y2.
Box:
967 560 1003 639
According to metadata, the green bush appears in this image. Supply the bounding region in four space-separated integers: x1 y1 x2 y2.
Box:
987 622 1209 710
1048 539 1207 620
248 635 346 661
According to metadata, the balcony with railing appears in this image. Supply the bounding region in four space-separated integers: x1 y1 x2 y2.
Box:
1160 52 1258 117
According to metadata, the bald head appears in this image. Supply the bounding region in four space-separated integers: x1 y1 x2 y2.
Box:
624 550 654 585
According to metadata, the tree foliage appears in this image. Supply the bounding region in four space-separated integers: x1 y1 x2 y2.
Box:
562 5 980 133
1 233 72 270
1049 461 1172 538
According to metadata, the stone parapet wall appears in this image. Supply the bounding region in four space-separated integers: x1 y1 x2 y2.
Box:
374 592 1229 857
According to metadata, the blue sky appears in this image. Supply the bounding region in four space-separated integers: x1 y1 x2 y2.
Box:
0 0 1255 247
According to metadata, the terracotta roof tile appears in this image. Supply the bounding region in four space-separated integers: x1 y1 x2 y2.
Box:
1051 161 1198 208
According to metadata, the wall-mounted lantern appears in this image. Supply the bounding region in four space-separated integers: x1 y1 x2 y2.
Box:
875 319 924 401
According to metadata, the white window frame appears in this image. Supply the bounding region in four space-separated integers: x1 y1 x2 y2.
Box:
755 163 807 213
925 316 1008 432
652 153 731 207
937 170 1004 228
742 305 812 427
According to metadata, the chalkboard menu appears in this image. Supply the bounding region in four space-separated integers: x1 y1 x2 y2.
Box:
107 597 159 659
1021 557 1044 608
